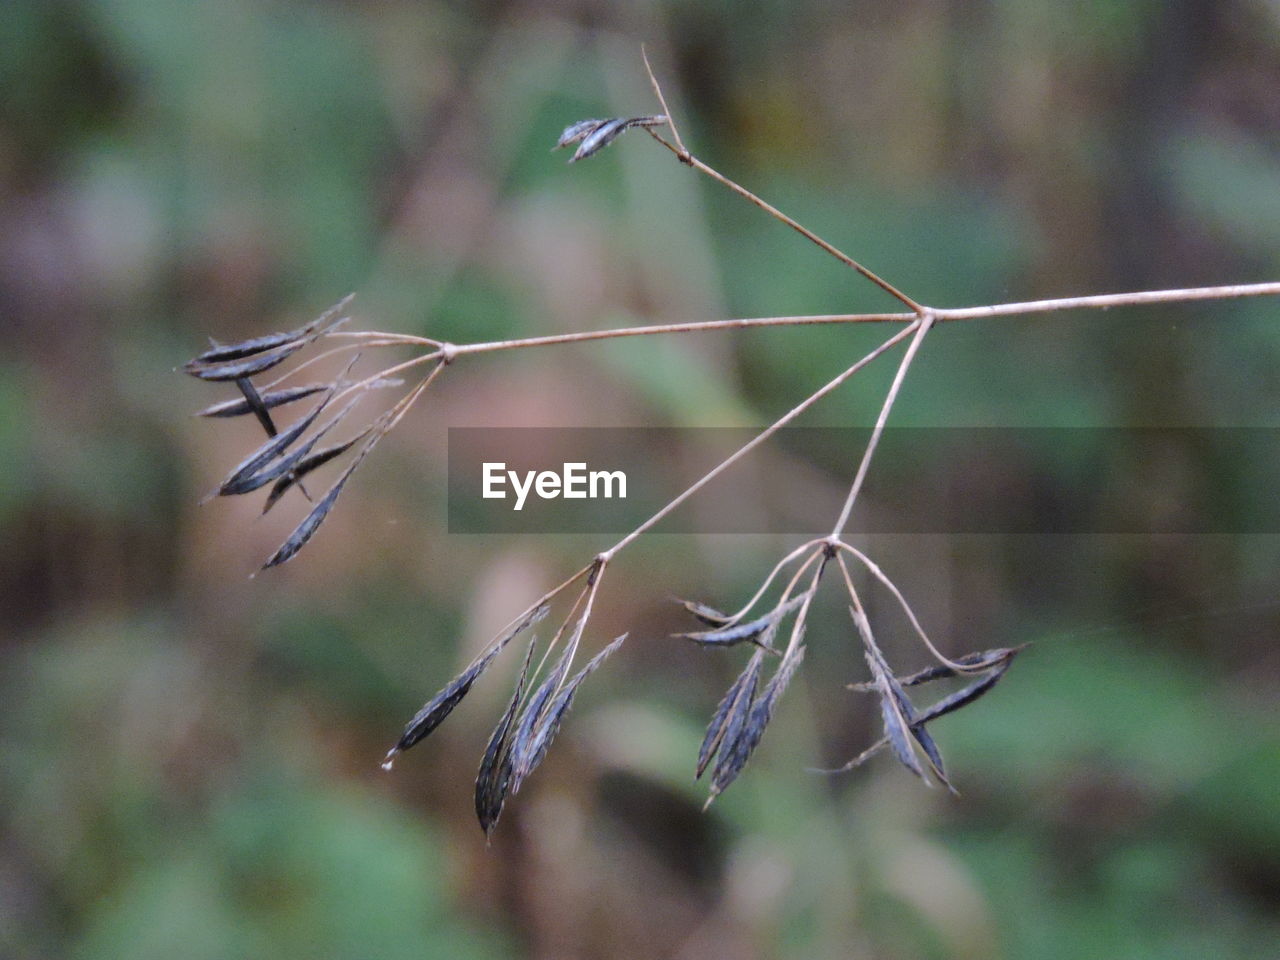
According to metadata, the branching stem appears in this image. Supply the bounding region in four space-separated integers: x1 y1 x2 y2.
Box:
598 322 919 560
829 312 934 536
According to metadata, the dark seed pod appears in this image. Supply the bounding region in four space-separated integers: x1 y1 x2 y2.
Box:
675 598 733 627
676 595 805 650
184 340 313 381
696 649 764 779
196 384 330 420
570 118 630 162
558 115 668 163
262 430 370 514
213 392 333 498
508 634 626 795
506 667 562 794
850 645 1028 690
383 605 550 772
475 638 538 836
862 642 954 789
916 646 1024 723
554 118 607 150
867 649 927 782
259 453 362 570
235 378 277 436
708 645 805 802
383 644 508 767
218 399 358 498
187 294 355 366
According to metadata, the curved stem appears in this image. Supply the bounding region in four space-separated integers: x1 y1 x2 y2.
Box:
834 541 977 673
723 538 828 624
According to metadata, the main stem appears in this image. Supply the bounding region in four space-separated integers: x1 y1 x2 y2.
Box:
438 281 1280 358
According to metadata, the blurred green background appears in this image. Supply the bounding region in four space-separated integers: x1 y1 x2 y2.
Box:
3 1 1279 958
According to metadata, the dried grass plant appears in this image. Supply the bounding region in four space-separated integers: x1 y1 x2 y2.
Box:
184 53 1280 836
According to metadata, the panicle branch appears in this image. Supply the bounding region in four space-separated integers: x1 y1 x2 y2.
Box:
184 51 1279 828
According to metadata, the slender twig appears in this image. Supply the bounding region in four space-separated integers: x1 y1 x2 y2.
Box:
641 45 686 158
264 339 422 390
327 330 444 347
446 312 910 356
834 542 978 673
935 282 1280 320
829 312 934 537
722 538 828 624
645 131 924 313
330 350 443 409
420 280 1280 360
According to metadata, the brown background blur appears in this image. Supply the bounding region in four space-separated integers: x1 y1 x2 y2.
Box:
2 1 1279 958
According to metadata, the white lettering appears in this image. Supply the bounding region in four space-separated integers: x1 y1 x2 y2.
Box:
590 469 626 499
509 469 535 511
482 462 506 499
481 462 627 510
562 462 587 498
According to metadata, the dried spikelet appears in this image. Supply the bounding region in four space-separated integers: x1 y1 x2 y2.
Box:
197 384 330 420
218 399 358 498
848 645 1028 691
675 594 806 650
184 294 354 378
708 645 805 804
696 649 764 779
506 650 572 794
211 391 334 499
821 645 1026 777
553 116 667 163
475 637 538 836
508 634 627 796
261 429 371 514
234 377 277 436
675 598 734 628
914 646 1024 722
554 118 607 150
259 453 362 570
382 604 553 770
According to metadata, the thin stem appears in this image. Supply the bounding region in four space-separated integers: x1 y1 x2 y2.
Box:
379 357 448 434
264 339 415 390
935 282 1280 321
778 549 830 659
330 350 443 409
829 314 933 537
645 130 924 314
448 312 911 357
326 330 443 348
775 546 826 611
834 542 976 673
370 283 1280 362
723 538 828 624
529 577 592 681
600 322 919 559
641 45 686 157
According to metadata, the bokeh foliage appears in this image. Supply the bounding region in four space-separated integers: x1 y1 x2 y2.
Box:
2 1 1278 958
